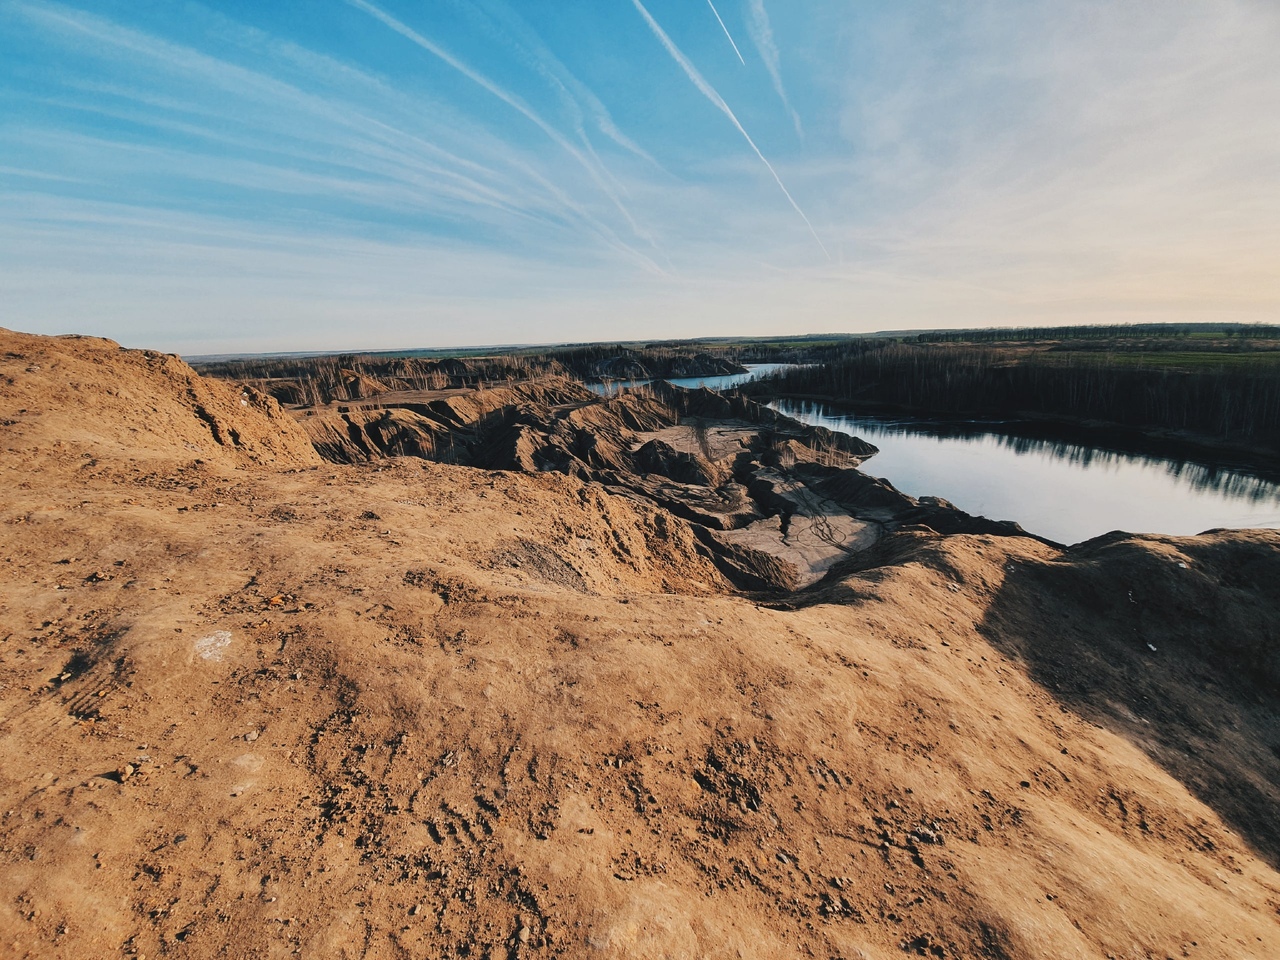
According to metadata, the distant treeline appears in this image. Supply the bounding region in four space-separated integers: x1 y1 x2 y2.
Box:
748 341 1280 447
195 352 557 386
915 323 1280 344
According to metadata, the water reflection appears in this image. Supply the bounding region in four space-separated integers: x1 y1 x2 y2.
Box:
773 399 1280 543
827 412 1280 502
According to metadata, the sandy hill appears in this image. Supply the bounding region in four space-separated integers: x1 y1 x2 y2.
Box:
1 329 1278 959
0 329 320 471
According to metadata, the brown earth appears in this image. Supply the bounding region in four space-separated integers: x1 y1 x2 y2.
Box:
2 328 1279 959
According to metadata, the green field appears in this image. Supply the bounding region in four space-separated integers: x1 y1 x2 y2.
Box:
1045 350 1280 370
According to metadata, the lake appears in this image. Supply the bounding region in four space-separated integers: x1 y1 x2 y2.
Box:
772 399 1280 545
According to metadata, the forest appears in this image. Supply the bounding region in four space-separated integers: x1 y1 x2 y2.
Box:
746 332 1280 448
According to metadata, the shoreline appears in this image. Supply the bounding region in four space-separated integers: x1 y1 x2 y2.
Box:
746 389 1280 485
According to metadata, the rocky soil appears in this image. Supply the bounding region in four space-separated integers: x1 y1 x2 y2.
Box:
2 328 1279 959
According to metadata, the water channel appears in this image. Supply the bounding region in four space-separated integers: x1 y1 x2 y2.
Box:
591 364 1280 544
774 399 1280 545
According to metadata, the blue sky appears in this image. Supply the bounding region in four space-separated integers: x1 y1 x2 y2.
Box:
2 0 1278 354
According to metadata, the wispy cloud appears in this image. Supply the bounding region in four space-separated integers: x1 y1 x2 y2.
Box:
344 0 664 272
0 191 661 351
464 0 655 166
0 165 84 184
705 0 745 65
12 0 669 274
630 0 828 258
746 0 802 139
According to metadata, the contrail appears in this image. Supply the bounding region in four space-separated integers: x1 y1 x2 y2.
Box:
746 0 803 139
631 0 829 258
468 0 657 166
345 0 665 270
705 0 745 65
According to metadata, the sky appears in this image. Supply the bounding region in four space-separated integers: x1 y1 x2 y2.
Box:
1 0 1278 355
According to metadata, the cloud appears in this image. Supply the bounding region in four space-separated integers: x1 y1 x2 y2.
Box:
0 191 658 352
629 0 828 259
826 1 1280 309
344 0 664 271
745 0 802 138
463 0 656 166
11 0 668 275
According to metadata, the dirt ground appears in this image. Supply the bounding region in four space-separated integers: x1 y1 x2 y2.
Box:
2 329 1279 959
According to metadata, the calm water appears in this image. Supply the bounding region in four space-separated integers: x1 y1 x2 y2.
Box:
587 362 794 395
773 400 1280 544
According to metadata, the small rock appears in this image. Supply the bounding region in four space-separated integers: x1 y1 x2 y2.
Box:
516 926 531 943
410 904 421 916
911 827 943 845
117 763 135 782
244 730 259 742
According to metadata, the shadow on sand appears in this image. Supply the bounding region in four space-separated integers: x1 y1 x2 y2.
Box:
975 530 1280 869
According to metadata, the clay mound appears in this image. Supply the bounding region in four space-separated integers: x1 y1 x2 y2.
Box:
305 407 456 463
593 355 649 379
633 439 720 486
664 352 745 377
261 379 309 405
648 383 878 457
796 525 1280 862
335 371 394 401
0 329 320 469
589 352 745 380
299 377 598 465
596 390 682 433
982 528 1280 864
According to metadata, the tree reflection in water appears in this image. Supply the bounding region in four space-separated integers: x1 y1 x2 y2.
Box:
773 400 1280 523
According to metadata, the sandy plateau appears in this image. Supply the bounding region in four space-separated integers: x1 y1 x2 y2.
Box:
2 329 1280 960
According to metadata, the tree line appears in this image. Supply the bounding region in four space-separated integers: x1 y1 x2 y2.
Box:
915 323 1280 344
748 340 1280 446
